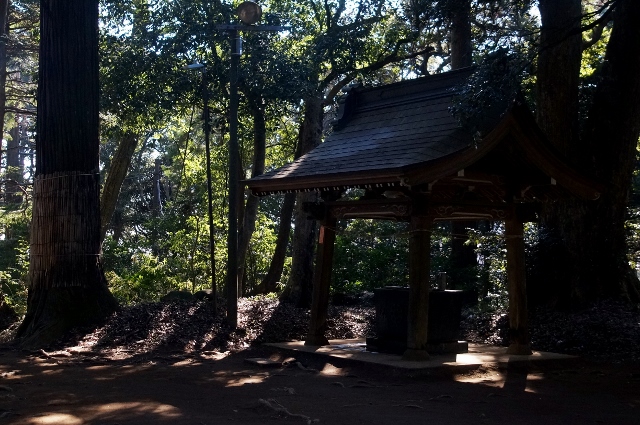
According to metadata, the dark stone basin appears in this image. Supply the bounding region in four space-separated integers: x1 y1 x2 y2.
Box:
366 286 468 354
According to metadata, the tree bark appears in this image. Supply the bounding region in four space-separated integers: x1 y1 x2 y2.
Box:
257 192 295 294
280 96 323 307
100 131 139 243
16 0 117 348
534 0 640 306
0 0 9 166
237 99 266 295
6 118 22 203
536 0 582 159
448 0 475 286
449 0 472 69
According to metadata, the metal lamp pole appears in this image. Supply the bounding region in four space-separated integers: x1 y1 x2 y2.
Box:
217 1 287 328
227 29 240 328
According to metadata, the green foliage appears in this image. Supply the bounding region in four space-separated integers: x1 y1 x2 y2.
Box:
0 207 30 314
243 213 280 293
104 252 179 305
332 219 409 294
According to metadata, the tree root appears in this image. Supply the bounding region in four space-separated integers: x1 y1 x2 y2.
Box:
258 398 318 424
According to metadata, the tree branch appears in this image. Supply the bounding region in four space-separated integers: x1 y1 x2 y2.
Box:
323 45 435 105
581 4 615 51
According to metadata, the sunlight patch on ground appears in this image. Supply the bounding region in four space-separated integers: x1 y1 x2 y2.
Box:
224 375 267 387
20 401 183 424
199 350 231 360
38 369 63 376
85 365 111 372
91 401 182 419
170 358 199 366
21 413 84 424
211 369 270 387
320 363 347 376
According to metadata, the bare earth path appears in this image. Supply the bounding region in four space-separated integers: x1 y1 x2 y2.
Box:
1 346 638 425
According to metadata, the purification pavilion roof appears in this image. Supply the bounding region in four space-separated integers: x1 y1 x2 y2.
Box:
246 68 602 202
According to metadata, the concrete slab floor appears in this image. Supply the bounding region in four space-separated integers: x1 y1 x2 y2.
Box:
264 339 577 372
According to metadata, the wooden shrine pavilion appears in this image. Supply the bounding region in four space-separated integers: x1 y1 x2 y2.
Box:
246 68 602 359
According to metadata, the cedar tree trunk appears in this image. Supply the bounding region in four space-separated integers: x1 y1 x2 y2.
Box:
16 0 118 347
448 0 476 287
280 96 323 307
533 0 640 306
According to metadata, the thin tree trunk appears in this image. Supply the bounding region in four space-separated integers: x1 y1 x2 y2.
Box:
6 117 22 203
449 0 472 70
237 99 266 295
16 0 117 348
100 131 138 242
257 192 295 294
280 96 323 307
0 0 9 167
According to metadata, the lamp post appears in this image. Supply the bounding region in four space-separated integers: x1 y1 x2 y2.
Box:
185 63 217 312
217 1 287 328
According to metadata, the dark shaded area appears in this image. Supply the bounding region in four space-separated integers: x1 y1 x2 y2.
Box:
0 340 638 424
2 295 639 364
0 296 17 330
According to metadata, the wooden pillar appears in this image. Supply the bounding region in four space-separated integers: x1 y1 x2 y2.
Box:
304 215 337 346
403 215 432 361
505 217 532 355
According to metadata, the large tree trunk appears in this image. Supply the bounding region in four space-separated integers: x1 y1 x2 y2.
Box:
448 0 476 288
280 96 323 307
100 131 138 242
536 0 582 159
238 99 266 295
533 0 640 306
16 0 117 348
257 192 295 294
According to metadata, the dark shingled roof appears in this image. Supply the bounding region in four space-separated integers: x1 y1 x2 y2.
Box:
248 68 489 194
247 68 602 201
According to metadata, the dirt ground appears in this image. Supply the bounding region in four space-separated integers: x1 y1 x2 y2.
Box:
1 345 639 425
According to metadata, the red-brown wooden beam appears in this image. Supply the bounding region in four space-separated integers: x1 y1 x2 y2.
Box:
304 215 337 346
505 216 532 355
403 215 433 361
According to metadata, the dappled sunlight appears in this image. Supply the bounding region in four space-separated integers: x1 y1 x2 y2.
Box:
169 358 199 367
210 369 270 387
20 413 84 425
454 369 506 385
38 368 63 376
84 365 111 372
89 401 182 421
198 350 231 361
16 401 182 425
320 363 347 376
224 375 268 387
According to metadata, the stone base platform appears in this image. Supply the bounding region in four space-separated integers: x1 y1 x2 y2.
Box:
264 339 576 373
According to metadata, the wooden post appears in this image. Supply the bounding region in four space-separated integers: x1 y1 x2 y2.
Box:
505 217 532 355
403 215 432 361
304 215 337 346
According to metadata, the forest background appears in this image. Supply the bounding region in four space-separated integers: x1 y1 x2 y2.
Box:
1 0 639 342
